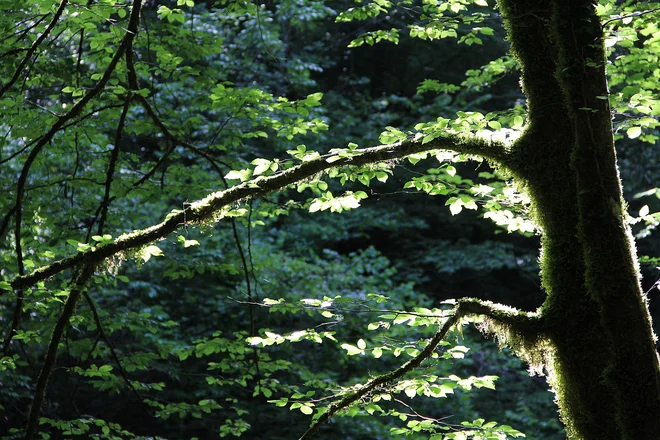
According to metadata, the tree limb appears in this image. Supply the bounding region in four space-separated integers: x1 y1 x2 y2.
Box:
5 0 143 355
298 309 463 440
5 133 507 293
298 298 540 439
23 264 95 440
457 297 541 337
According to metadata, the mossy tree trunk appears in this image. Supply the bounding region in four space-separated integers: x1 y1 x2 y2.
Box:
499 0 660 438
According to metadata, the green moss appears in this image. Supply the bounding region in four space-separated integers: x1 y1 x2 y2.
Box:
487 1 649 438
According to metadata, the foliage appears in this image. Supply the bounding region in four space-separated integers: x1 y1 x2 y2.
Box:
0 0 659 439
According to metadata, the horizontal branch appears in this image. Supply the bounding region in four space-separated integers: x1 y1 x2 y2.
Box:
457 297 541 336
6 134 507 292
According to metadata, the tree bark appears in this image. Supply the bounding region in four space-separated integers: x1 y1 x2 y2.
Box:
499 0 660 437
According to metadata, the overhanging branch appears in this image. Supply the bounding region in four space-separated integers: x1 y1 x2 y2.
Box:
458 297 541 336
6 134 508 293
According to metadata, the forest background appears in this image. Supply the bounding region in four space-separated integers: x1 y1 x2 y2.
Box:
1 0 660 439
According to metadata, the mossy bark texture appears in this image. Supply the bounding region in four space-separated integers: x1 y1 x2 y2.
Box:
498 0 660 438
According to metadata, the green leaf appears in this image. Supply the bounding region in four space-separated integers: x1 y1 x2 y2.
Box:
627 126 642 139
252 158 272 176
225 169 252 181
512 115 524 128
379 126 406 144
341 343 363 356
141 245 164 263
487 120 501 130
177 235 200 248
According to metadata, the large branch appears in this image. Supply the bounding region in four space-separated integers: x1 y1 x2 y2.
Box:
458 297 541 336
5 134 507 293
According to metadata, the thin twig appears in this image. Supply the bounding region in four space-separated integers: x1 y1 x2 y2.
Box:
97 96 131 236
601 7 660 28
0 0 69 99
247 199 259 300
82 291 152 417
0 143 33 165
23 264 95 440
0 14 49 47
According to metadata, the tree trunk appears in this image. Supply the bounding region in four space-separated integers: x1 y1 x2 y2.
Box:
500 0 660 438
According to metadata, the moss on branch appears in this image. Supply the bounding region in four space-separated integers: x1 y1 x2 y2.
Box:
6 134 507 293
459 298 549 376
